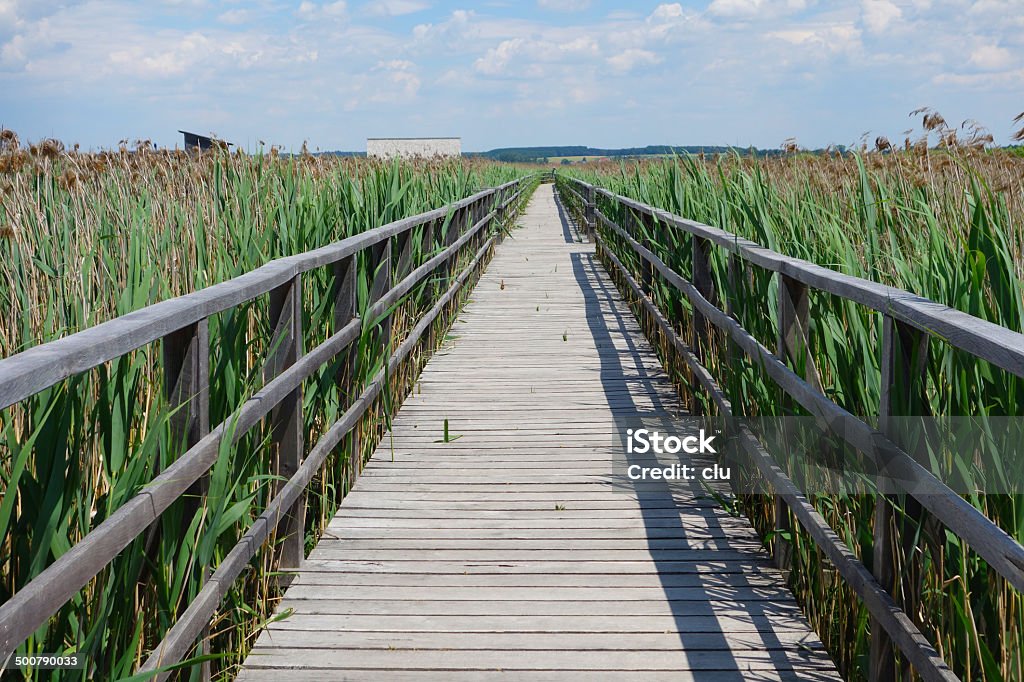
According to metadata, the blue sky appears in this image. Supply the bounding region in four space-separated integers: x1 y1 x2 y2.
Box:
1 0 1021 151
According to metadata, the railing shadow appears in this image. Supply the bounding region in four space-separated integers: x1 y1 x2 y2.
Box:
556 189 830 680
554 190 580 244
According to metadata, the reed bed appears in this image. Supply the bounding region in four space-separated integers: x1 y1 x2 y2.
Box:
0 136 532 680
559 144 1024 681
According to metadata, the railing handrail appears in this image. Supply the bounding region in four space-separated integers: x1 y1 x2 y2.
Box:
570 178 1024 379
0 175 535 673
0 178 523 411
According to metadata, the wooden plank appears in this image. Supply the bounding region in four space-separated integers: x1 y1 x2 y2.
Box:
271 599 803 617
259 612 818 633
285 571 786 588
250 629 826 650
237 667 839 675
239 648 838 672
238 670 839 682
280 584 794 602
305 550 769 563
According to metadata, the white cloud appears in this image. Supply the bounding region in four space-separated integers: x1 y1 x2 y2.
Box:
537 0 592 11
651 3 684 20
969 44 1012 70
217 9 251 25
768 24 861 55
0 33 29 66
559 36 599 55
297 1 347 21
365 0 429 16
606 48 661 73
707 0 812 19
377 58 415 70
640 3 705 43
108 32 214 78
412 9 473 42
861 0 901 33
933 68 1024 89
389 70 420 96
474 38 524 75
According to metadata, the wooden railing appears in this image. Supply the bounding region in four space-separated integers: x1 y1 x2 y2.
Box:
558 175 1024 682
0 175 535 677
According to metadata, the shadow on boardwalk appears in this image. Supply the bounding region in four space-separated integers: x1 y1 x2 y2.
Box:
559 190 830 680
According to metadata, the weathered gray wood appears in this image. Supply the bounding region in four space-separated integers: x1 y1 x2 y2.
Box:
237 670 835 682
331 254 359 488
238 648 839 672
691 234 717 356
163 319 211 454
271 598 802 617
249 628 824 650
365 208 497 326
584 184 596 241
871 314 932 682
160 318 211 682
777 274 820 391
281 571 785 588
773 273 819 572
393 226 414 284
267 274 305 576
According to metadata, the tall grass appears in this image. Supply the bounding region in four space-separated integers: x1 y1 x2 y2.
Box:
561 145 1024 681
0 138 530 680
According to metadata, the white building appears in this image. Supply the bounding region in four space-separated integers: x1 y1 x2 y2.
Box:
366 137 461 159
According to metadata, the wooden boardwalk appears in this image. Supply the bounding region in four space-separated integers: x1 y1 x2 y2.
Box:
237 185 841 681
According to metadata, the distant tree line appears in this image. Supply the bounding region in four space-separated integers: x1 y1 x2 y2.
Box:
463 145 826 162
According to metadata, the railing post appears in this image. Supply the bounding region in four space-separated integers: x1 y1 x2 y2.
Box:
163 319 210 451
332 256 359 485
443 206 462 282
774 273 821 572
495 188 507 242
368 237 392 352
394 226 414 286
726 252 744 319
626 209 654 295
871 314 930 682
162 318 210 682
777 274 821 392
584 185 596 242
266 274 304 584
691 235 717 358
